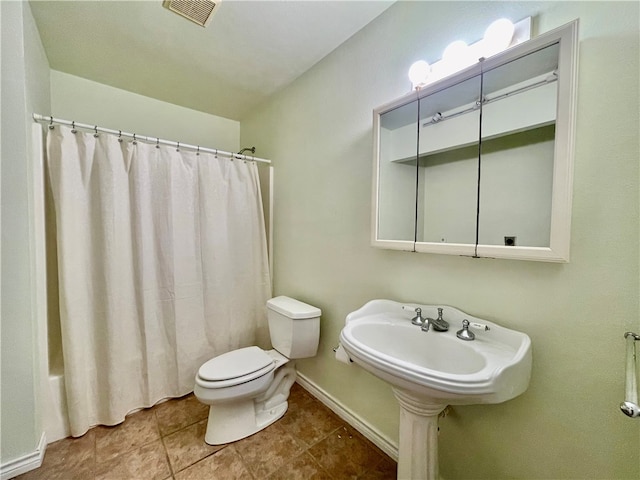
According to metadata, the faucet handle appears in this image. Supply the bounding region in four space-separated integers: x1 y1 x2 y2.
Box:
402 305 425 326
431 307 449 332
456 319 490 341
469 321 490 331
456 319 475 341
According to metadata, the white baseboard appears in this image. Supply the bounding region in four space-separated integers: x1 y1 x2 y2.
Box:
0 432 46 480
295 372 399 461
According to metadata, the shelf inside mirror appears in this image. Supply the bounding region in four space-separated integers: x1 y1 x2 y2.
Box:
383 71 557 164
389 123 555 166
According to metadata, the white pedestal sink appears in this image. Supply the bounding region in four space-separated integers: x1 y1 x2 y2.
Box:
338 300 532 480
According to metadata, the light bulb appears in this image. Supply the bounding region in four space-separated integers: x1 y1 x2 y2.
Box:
483 18 515 57
442 40 474 72
408 60 431 89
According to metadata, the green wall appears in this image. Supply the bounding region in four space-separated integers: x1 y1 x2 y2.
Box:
50 70 241 153
240 2 639 478
1 0 50 467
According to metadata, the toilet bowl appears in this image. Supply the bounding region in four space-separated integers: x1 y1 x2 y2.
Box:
194 296 321 445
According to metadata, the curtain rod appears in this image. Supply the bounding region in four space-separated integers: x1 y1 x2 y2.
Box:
33 114 272 165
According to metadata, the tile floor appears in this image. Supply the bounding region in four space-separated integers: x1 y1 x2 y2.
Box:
18 383 397 479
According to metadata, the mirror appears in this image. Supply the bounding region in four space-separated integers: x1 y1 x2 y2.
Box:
478 43 558 248
416 74 481 248
377 100 419 244
372 20 578 262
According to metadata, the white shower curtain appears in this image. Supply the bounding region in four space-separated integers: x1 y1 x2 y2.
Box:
47 125 272 437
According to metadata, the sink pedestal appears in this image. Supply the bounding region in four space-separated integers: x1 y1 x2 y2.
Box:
393 388 447 480
341 300 533 479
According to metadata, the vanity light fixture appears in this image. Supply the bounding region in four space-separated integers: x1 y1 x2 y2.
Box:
442 40 475 71
407 17 531 90
408 60 431 90
482 18 516 56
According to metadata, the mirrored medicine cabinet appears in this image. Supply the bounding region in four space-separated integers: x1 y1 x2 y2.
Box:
372 20 578 262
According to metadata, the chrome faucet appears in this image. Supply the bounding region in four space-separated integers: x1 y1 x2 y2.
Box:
411 307 426 327
422 307 449 332
456 319 490 341
402 306 426 327
430 308 449 332
456 320 475 340
421 316 432 332
403 306 449 332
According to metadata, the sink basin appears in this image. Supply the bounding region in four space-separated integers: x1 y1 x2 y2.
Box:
340 299 532 404
339 299 532 479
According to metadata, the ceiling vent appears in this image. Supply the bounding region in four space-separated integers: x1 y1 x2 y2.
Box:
163 0 220 28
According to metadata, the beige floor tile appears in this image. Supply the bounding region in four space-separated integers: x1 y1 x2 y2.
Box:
163 419 224 473
359 453 398 479
308 425 386 479
280 396 343 447
17 430 95 480
267 451 332 480
288 382 316 409
95 440 171 480
155 393 209 436
95 408 160 463
234 421 303 478
17 382 396 480
174 446 251 480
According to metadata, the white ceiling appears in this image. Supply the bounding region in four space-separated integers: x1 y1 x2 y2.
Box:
29 0 394 120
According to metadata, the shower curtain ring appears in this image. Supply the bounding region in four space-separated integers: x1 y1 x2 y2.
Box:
118 130 123 143
176 141 180 152
133 133 137 145
48 116 54 130
71 121 77 134
196 146 200 155
94 125 99 138
156 138 160 149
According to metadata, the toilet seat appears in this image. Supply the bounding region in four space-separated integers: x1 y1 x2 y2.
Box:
196 346 275 389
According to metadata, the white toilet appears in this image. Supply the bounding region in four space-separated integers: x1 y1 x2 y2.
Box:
194 296 321 445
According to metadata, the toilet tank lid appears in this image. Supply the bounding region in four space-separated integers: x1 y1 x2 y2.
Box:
267 296 321 319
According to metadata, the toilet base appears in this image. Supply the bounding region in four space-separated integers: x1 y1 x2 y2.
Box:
204 398 288 445
201 361 297 445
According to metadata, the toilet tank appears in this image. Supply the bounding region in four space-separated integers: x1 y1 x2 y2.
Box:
266 296 321 359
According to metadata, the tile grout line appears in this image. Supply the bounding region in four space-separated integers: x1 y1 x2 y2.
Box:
231 440 262 479
300 390 393 466
19 390 395 479
267 422 342 479
156 410 177 480
305 449 338 480
238 444 261 480
303 419 391 479
156 404 233 477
